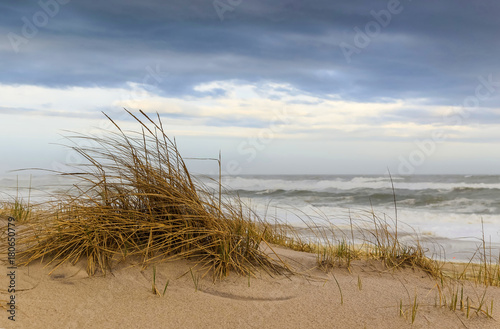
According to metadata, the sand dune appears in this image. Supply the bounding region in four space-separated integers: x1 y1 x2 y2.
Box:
1 245 499 329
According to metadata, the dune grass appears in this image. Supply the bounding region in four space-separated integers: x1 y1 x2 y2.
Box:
10 110 287 279
0 176 33 222
261 209 442 278
0 199 32 223
258 194 499 323
453 219 500 287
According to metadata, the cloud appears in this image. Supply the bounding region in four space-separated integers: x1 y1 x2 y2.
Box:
3 81 499 146
1 0 500 106
2 1 500 174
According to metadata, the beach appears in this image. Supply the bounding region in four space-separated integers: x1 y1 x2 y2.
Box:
2 0 500 327
1 244 499 329
1 126 499 328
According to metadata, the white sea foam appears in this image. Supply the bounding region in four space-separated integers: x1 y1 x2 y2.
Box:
238 194 500 245
216 176 500 192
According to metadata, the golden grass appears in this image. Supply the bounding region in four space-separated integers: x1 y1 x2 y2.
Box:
0 200 32 224
262 209 442 278
259 194 499 323
0 176 33 222
7 110 287 279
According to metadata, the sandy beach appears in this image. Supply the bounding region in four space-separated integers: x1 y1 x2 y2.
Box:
2 0 500 327
1 244 499 329
1 113 500 329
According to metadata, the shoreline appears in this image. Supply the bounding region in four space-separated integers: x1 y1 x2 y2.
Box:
2 173 500 265
265 222 500 264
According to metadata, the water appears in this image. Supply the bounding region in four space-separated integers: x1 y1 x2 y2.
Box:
0 174 79 204
3 173 499 262
205 174 500 262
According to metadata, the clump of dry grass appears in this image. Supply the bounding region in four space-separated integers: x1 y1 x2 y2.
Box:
12 110 287 279
458 219 500 287
262 207 442 278
0 176 33 222
0 200 32 223
362 210 441 277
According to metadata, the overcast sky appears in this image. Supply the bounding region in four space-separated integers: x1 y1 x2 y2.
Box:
1 0 500 177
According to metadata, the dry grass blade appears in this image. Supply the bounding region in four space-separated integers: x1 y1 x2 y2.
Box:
6 110 288 279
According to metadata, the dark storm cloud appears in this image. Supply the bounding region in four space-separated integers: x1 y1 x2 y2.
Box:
2 0 500 111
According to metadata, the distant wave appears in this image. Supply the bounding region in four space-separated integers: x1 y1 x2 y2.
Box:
4 174 500 216
215 176 500 193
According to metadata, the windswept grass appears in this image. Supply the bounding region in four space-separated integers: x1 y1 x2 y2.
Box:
10 110 288 279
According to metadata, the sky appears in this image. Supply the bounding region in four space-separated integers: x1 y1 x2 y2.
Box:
1 0 500 177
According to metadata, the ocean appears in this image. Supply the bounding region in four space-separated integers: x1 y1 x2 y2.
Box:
2 174 499 262
205 174 500 262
